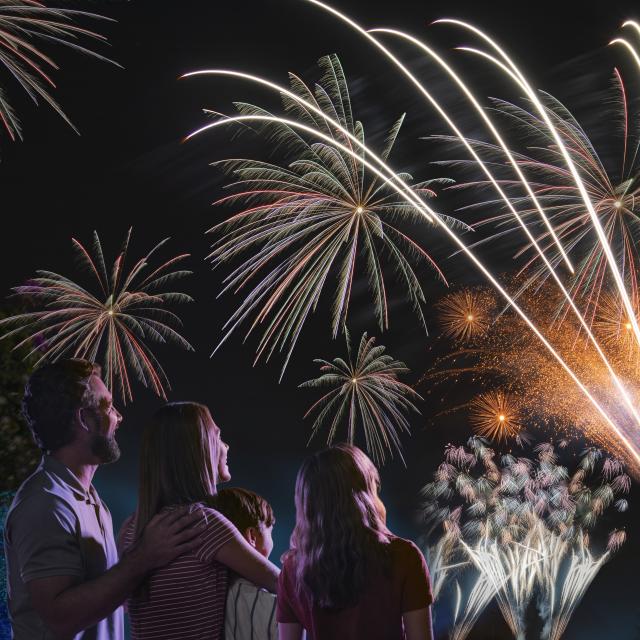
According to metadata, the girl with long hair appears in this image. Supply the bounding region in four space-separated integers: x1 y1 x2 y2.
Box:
277 444 434 640
119 402 279 640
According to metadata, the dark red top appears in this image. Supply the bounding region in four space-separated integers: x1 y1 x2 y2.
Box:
276 537 433 640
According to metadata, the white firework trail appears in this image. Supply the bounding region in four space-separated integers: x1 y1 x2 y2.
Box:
438 18 640 352
296 0 640 464
366 26 640 436
188 112 638 464
451 571 498 640
610 21 640 71
544 535 610 640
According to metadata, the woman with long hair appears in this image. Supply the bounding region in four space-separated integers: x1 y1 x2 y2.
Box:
277 444 434 640
119 402 279 640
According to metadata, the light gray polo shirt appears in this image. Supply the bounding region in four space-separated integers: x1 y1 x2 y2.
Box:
4 455 124 640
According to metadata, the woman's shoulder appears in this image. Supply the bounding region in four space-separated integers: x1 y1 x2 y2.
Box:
386 536 425 564
279 551 300 585
134 503 236 532
277 552 303 603
386 537 433 605
167 503 239 559
169 502 237 534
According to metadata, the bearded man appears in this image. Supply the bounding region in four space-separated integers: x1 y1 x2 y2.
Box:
4 359 202 639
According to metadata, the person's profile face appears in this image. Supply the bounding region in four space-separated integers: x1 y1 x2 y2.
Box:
217 436 231 482
89 376 122 433
80 375 123 463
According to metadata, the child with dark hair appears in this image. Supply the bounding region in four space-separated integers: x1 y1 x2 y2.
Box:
211 488 278 640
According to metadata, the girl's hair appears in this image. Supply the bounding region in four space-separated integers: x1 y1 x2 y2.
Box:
134 402 222 541
285 443 391 609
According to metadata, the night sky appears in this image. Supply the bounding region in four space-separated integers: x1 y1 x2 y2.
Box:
2 1 640 638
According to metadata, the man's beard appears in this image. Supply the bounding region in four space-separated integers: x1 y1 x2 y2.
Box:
90 432 121 464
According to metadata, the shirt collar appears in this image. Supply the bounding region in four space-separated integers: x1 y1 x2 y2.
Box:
41 455 99 504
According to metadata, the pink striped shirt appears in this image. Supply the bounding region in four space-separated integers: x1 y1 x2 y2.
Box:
121 504 237 640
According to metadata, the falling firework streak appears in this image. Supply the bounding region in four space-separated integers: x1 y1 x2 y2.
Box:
369 27 574 272
184 3 640 466
439 18 640 352
611 21 640 71
294 1 640 459
610 38 640 69
187 109 640 468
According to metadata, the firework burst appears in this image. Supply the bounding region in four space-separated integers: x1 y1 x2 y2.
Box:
442 70 640 326
425 283 640 468
182 3 640 463
469 391 522 442
194 54 461 376
0 0 118 142
436 289 493 342
421 438 628 640
0 229 193 402
300 331 421 465
594 292 640 362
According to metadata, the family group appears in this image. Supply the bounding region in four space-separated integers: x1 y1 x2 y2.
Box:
4 359 434 639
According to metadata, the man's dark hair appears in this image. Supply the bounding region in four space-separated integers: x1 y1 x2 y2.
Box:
23 359 101 452
211 487 275 532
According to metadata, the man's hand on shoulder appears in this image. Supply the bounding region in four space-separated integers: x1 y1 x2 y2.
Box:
26 507 206 638
127 507 206 572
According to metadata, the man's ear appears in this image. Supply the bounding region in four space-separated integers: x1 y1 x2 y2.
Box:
76 407 90 432
245 527 258 548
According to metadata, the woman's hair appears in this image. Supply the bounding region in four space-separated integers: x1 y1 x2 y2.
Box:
134 402 222 541
285 443 390 609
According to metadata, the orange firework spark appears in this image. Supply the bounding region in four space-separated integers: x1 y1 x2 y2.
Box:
425 282 640 469
595 293 640 363
469 391 521 441
436 289 493 341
